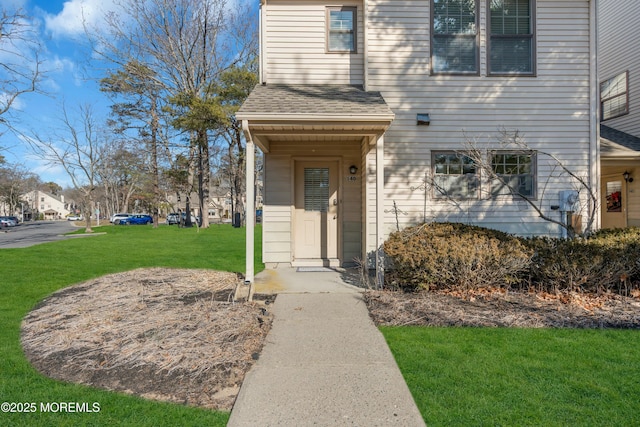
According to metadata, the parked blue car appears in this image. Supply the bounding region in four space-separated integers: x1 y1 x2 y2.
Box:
120 214 153 225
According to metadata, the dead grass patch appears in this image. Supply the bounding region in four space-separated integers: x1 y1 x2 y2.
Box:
21 268 273 410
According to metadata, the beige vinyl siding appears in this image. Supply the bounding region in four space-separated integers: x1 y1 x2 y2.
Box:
264 0 364 85
262 139 363 265
366 0 592 237
262 155 293 263
599 0 640 137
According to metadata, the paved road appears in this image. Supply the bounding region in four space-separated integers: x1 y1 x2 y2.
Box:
0 221 81 248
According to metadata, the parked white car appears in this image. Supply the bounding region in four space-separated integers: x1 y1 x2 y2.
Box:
110 213 131 224
0 216 17 227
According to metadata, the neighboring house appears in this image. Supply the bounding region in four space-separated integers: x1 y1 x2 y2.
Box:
238 0 598 284
598 0 640 228
167 181 264 223
22 191 70 220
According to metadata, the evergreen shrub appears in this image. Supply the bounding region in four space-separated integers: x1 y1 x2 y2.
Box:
383 222 533 291
526 227 640 294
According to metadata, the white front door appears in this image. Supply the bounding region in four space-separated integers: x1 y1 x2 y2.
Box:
601 174 627 229
294 161 339 265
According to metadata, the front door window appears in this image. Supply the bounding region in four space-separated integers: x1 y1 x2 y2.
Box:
304 168 330 212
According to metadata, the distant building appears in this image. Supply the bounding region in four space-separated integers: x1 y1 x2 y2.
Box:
22 190 70 220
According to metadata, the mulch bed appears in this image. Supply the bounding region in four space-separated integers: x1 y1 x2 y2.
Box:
21 268 273 411
364 287 640 328
20 268 640 413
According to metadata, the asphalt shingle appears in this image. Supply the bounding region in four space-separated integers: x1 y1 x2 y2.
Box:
601 124 640 153
237 84 393 117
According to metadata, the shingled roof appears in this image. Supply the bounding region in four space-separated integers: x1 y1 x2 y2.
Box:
236 84 394 118
601 124 640 157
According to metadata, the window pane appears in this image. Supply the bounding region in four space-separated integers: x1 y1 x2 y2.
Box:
328 8 355 52
489 0 532 74
606 181 623 212
330 11 353 31
433 0 477 73
490 37 532 73
329 33 354 51
433 0 477 34
491 152 534 197
433 36 477 73
433 153 478 198
304 168 329 212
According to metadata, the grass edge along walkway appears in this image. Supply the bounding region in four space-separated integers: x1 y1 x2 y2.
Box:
1 224 262 427
382 326 640 426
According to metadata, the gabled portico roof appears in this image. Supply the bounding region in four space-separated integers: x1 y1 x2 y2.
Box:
236 84 395 152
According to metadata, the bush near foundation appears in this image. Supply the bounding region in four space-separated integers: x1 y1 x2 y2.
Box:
383 223 640 295
526 228 640 294
383 222 533 291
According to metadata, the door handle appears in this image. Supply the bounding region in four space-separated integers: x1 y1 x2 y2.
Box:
333 199 338 206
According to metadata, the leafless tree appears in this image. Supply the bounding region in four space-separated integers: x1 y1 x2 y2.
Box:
463 129 597 237
27 104 105 233
0 7 45 137
90 0 257 228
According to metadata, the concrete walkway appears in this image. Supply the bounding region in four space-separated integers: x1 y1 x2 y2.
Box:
227 267 425 426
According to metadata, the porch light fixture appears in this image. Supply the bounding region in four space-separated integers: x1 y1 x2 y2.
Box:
349 165 358 175
623 171 633 183
417 113 430 126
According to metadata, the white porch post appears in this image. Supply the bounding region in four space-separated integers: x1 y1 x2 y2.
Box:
244 122 255 285
375 134 385 288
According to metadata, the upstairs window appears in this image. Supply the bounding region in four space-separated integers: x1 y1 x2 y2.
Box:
433 152 479 198
432 0 479 74
488 0 535 75
327 7 357 53
600 71 629 121
491 152 536 198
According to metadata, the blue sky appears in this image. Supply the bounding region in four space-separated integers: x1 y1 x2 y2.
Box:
1 0 120 187
2 0 256 188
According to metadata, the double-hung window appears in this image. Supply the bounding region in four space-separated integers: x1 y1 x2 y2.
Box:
433 152 479 198
488 0 535 75
327 7 357 53
600 71 629 121
431 0 478 74
491 152 536 197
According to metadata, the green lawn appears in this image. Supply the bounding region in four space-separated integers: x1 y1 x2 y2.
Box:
382 326 640 426
0 224 262 427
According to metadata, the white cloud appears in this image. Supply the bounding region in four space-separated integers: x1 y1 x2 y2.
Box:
44 0 117 39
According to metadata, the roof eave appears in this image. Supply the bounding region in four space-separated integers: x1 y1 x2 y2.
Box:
236 112 395 122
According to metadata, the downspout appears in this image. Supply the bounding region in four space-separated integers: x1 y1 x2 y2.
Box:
260 0 267 84
363 0 369 90
589 0 600 231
